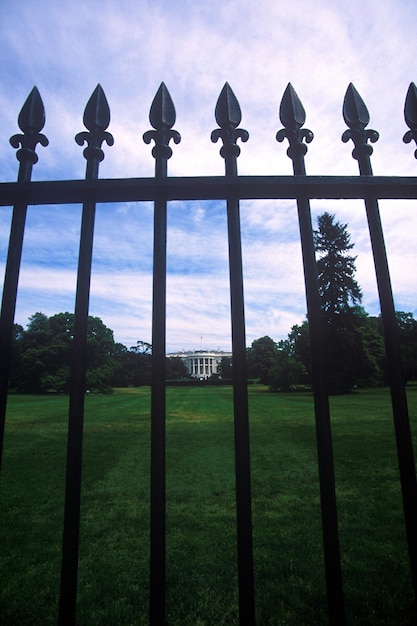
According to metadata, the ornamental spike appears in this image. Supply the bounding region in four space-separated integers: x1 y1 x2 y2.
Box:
75 84 114 163
341 83 379 161
149 82 176 131
403 82 417 159
343 83 369 129
215 82 242 130
10 87 49 165
276 83 313 161
143 83 181 162
83 84 111 132
211 83 248 163
404 82 417 129
18 86 46 134
279 83 306 131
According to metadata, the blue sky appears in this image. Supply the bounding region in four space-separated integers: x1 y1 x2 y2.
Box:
0 0 416 352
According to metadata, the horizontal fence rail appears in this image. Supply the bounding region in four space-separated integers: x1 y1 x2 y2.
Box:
1 175 417 205
1 79 417 625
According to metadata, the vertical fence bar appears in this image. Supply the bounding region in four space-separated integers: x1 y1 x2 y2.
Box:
144 83 181 625
149 189 167 626
277 84 345 625
211 83 255 625
343 83 417 603
0 88 48 473
58 86 113 626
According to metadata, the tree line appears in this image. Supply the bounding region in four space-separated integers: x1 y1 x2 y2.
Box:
9 313 187 394
246 310 417 393
7 212 417 394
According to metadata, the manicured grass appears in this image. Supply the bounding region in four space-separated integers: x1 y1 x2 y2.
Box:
0 385 416 624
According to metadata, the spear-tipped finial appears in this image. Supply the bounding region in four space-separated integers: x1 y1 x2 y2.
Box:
279 82 306 130
403 82 417 159
149 82 177 131
276 83 313 160
143 83 181 161
75 84 114 163
342 82 370 129
211 83 249 162
10 87 49 164
341 83 379 161
214 82 243 130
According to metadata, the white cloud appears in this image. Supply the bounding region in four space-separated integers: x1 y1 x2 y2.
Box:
1 0 416 351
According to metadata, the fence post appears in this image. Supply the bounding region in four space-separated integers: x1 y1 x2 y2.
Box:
0 87 48 473
277 83 346 625
144 82 181 625
58 85 114 626
343 82 417 606
211 83 256 625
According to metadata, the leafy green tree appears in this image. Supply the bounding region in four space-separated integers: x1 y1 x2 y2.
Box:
321 308 374 394
12 312 116 393
12 312 54 393
218 356 232 379
110 343 132 387
111 344 152 387
166 356 187 380
396 312 417 382
269 339 308 391
353 309 386 386
288 321 312 383
247 336 278 384
279 312 386 392
9 323 24 389
131 340 152 354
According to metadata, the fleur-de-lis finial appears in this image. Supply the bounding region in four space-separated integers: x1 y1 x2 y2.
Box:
143 83 181 161
276 84 313 160
10 87 49 164
341 83 379 161
211 83 249 162
75 84 114 162
403 82 417 159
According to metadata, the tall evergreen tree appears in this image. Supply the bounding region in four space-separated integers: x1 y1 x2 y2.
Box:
314 212 362 320
314 212 363 392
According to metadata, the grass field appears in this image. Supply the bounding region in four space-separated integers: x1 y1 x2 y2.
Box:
0 385 416 625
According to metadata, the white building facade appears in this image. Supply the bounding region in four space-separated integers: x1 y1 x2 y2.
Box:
168 350 232 379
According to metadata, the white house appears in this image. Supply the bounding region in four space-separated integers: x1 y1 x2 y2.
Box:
168 350 232 379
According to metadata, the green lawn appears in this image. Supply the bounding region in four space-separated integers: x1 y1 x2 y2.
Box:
0 385 416 624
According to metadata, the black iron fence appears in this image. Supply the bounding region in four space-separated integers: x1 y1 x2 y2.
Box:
1 81 417 625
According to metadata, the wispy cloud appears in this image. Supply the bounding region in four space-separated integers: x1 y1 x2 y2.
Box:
1 0 416 350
